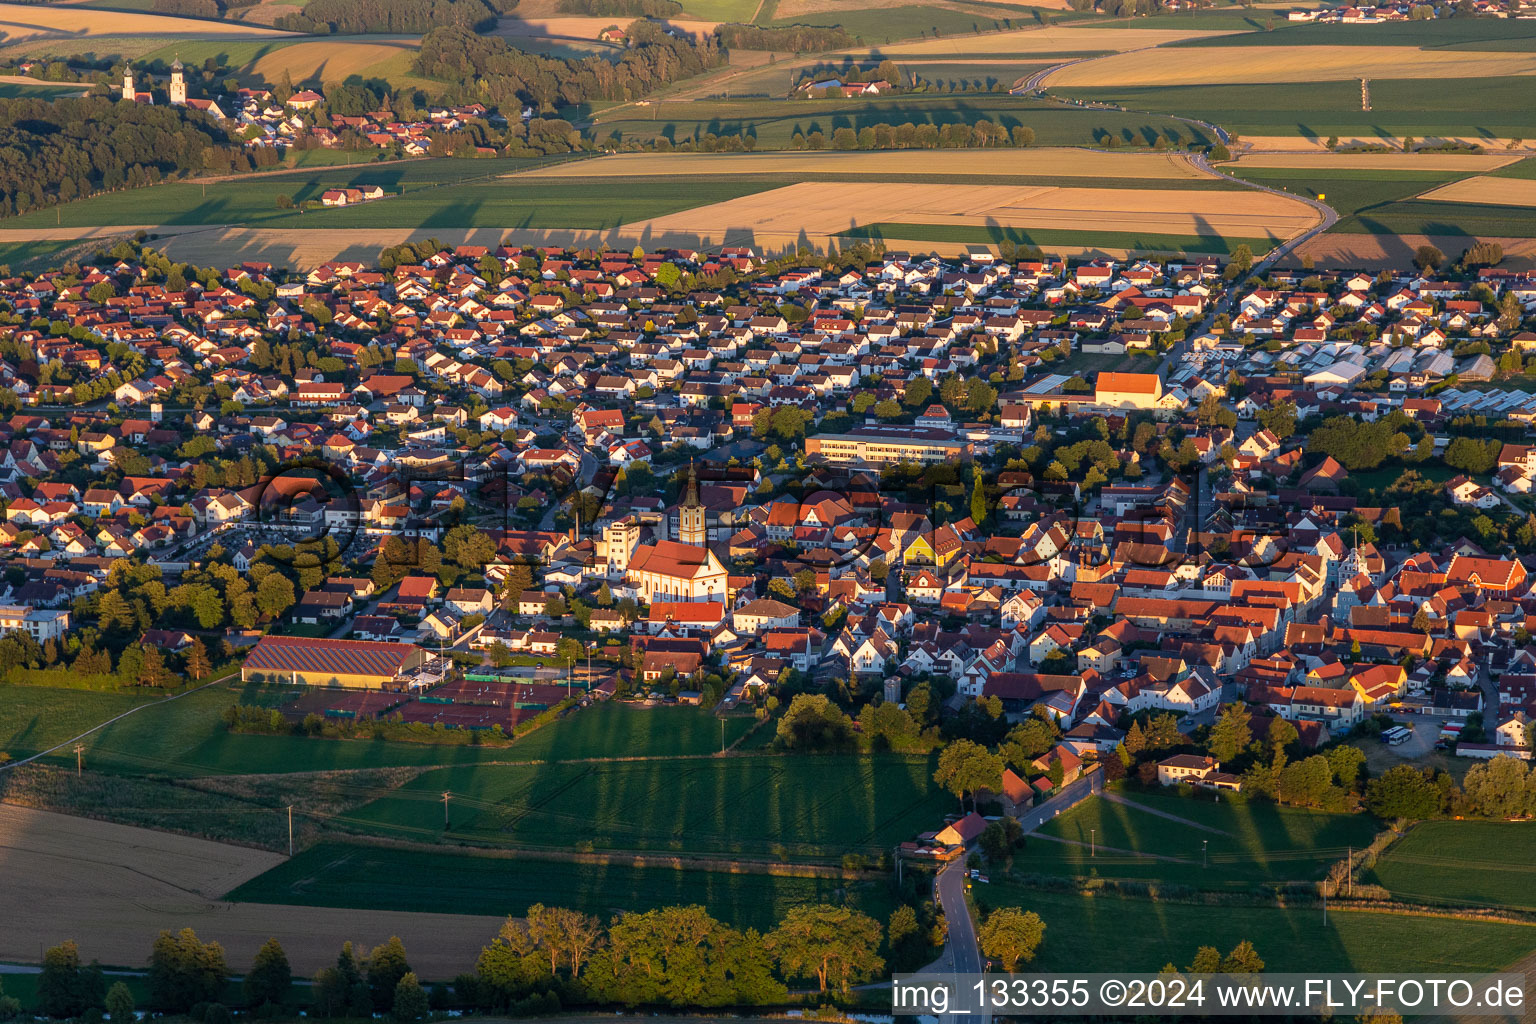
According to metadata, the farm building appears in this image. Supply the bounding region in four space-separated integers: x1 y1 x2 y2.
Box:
241 635 428 688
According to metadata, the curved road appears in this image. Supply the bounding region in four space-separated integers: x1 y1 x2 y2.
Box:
1018 51 1338 270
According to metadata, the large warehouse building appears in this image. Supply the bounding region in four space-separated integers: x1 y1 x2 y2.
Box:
241 635 429 689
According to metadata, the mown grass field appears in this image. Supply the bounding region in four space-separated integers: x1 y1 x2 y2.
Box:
339 754 951 861
227 841 897 929
1367 821 1536 912
0 685 153 760
47 686 758 776
986 886 1536 973
590 95 1215 150
1066 78 1536 139
1020 791 1380 887
840 222 1275 255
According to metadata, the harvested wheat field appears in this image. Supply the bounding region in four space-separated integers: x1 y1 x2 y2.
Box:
782 0 1076 15
1235 152 1524 171
843 25 1233 57
1417 175 1536 207
617 179 1317 249
0 2 290 43
512 148 1214 180
0 804 503 973
1052 45 1536 87
251 39 419 84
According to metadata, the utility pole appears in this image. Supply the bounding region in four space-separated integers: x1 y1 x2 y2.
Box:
1202 839 1208 869
1322 887 1328 928
74 743 84 777
1090 827 1096 858
288 805 294 857
1347 846 1352 897
442 790 451 830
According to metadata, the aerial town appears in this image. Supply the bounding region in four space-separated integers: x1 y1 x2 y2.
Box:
4 0 1536 1016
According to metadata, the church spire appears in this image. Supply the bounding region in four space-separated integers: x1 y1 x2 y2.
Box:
679 460 706 547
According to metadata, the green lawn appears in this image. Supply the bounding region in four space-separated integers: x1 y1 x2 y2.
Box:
339 754 951 861
841 222 1276 256
0 685 156 761
49 686 758 777
1368 821 1536 912
986 886 1536 973
1068 78 1536 139
591 95 1216 149
227 841 897 929
0 81 88 98
1021 791 1380 887
0 239 99 273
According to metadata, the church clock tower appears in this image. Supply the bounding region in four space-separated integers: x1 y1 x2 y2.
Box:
679 462 706 547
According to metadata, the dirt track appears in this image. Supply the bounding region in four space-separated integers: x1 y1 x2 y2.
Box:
0 805 504 974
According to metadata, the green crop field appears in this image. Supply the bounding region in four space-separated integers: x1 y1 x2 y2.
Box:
338 754 951 861
1368 821 1536 912
676 0 760 19
1225 165 1536 238
1067 78 1536 139
1018 791 1380 887
765 4 1048 43
227 841 898 929
1228 165 1464 219
1491 158 1536 179
591 95 1215 150
1 156 780 232
985 886 1536 973
841 223 1275 256
1170 17 1536 48
0 82 89 98
46 685 759 777
0 685 154 761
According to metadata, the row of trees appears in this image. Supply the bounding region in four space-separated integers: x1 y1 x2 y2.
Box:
39 903 909 1019
789 120 1033 151
1367 756 1536 820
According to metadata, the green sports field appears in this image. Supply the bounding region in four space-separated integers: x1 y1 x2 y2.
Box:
0 685 155 761
1019 791 1380 887
49 685 758 776
988 886 1536 973
226 841 899 929
337 754 952 861
1367 820 1536 912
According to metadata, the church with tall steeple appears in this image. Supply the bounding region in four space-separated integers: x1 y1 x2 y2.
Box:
620 461 728 604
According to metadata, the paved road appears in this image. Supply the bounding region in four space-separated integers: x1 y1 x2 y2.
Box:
924 769 1104 1022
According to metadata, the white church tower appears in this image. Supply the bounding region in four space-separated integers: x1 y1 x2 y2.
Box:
121 68 134 102
169 59 186 106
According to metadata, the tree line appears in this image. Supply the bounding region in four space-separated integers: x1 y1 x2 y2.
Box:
30 901 931 1019
0 96 245 221
415 21 725 111
275 0 514 35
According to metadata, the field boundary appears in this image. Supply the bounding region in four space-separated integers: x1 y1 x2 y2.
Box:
288 832 889 882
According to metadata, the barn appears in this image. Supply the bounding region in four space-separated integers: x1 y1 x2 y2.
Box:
241 635 428 689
